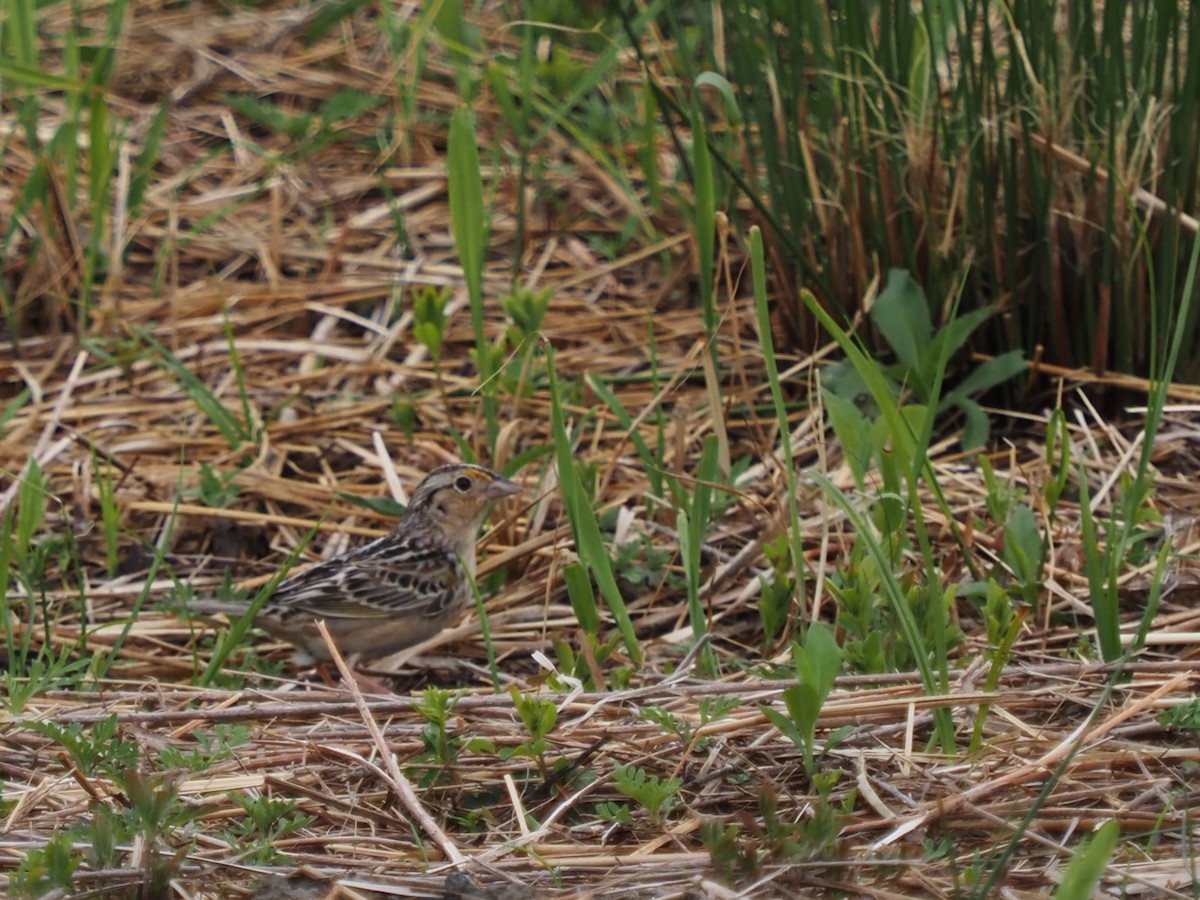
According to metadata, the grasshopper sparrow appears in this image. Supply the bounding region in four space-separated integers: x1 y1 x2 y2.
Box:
191 463 521 668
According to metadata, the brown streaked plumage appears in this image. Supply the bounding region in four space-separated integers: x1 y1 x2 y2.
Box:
190 463 521 665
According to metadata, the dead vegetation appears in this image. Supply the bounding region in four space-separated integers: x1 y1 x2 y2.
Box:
3 2 1200 897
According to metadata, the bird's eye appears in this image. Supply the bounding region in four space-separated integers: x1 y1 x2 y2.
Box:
454 475 473 492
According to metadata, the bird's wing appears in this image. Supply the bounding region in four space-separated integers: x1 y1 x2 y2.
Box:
266 541 463 621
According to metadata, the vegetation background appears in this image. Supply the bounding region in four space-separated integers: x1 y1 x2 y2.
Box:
2 0 1199 897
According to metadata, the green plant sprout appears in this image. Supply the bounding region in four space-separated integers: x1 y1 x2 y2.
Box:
822 270 1026 451
758 533 795 652
9 830 80 898
411 687 468 785
702 776 851 885
24 715 140 778
94 452 122 577
500 685 559 781
760 623 843 778
221 792 316 864
412 284 450 362
611 764 681 826
157 724 252 773
186 463 242 509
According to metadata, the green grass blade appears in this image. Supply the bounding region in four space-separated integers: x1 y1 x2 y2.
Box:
135 327 246 449
1050 820 1119 900
0 505 17 665
15 456 46 566
546 346 640 664
199 520 323 686
585 373 663 499
4 0 39 69
0 59 83 91
470 569 500 692
128 96 171 216
808 469 956 751
447 105 497 447
224 310 256 441
563 561 600 636
749 228 806 614
680 435 721 675
691 96 716 347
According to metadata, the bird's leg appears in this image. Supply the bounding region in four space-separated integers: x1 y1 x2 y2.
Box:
346 667 395 695
314 660 393 695
315 661 339 688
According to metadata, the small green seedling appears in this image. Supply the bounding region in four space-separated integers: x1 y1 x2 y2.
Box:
611 764 680 825
760 623 842 778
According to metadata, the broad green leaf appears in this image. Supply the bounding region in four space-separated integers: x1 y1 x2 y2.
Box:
822 389 871 486
870 269 931 372
933 305 993 361
949 350 1028 399
958 398 989 450
803 622 842 700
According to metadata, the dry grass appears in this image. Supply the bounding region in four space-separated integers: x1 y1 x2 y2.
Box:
3 2 1200 897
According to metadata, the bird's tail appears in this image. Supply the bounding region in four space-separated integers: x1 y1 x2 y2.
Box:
187 598 251 617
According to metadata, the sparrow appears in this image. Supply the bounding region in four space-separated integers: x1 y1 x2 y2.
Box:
189 463 521 671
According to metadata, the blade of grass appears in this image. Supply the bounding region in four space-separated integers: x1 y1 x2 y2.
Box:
749 227 807 623
224 309 257 443
198 520 323 686
546 344 641 664
1087 218 1198 659
14 456 46 568
133 326 247 449
0 59 83 91
679 434 721 676
1050 820 1120 900
469 569 500 692
563 561 600 636
691 94 716 349
94 453 121 578
585 373 664 500
796 264 960 751
448 105 498 448
0 504 17 671
128 96 171 216
807 468 956 752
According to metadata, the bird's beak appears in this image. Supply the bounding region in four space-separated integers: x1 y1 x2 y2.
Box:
484 477 522 500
